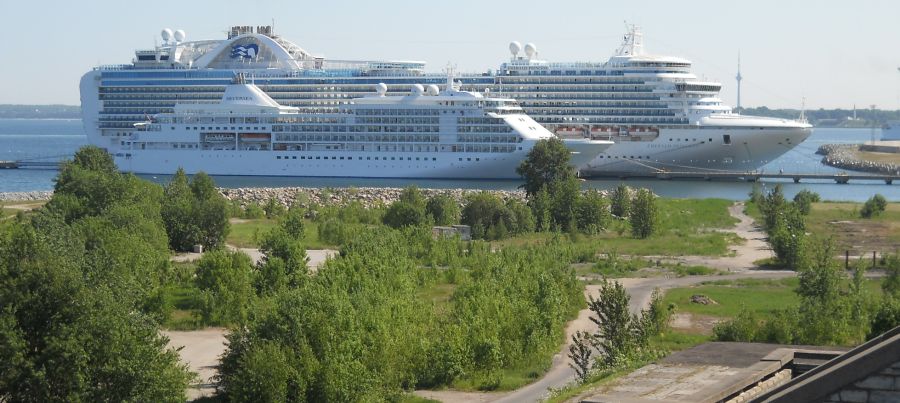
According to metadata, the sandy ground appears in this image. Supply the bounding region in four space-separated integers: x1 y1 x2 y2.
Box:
164 248 336 399
163 328 228 400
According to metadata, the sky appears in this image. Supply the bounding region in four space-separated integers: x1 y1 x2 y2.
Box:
3 0 900 109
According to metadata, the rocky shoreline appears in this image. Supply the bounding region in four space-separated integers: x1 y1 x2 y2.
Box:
816 144 900 175
0 191 54 202
1 187 532 207
220 187 529 209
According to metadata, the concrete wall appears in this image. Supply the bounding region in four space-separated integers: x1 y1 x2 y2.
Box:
823 360 900 403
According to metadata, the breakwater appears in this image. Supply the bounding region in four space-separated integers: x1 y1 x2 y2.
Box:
220 187 530 209
0 191 53 202
816 144 900 175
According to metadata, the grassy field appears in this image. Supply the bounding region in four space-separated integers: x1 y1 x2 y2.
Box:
746 200 900 256
496 198 741 257
805 202 900 255
662 277 885 319
162 261 204 330
849 149 900 165
226 218 335 249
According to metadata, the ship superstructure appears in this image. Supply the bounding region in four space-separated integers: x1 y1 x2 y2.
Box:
114 74 611 178
81 24 810 175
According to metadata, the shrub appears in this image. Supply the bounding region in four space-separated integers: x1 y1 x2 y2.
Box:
860 194 887 218
426 194 461 226
630 189 657 239
792 189 820 215
263 197 287 218
243 203 265 219
610 185 631 218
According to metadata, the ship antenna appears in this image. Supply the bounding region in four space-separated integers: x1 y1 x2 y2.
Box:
799 97 807 124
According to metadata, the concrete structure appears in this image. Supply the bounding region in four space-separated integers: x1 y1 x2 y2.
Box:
860 141 900 154
753 326 900 403
581 342 844 403
432 225 472 241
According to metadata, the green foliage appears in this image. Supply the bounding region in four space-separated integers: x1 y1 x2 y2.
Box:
383 186 428 229
882 254 900 297
217 227 584 399
426 194 461 226
0 151 193 401
588 279 652 368
195 250 255 326
860 194 887 218
280 207 306 240
529 186 553 231
243 203 266 219
161 169 230 251
461 192 532 240
610 185 631 218
263 197 287 219
575 190 611 235
630 189 657 239
792 189 820 215
516 137 576 196
713 307 760 342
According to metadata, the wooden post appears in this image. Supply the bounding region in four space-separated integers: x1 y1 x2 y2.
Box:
845 251 849 269
873 251 877 268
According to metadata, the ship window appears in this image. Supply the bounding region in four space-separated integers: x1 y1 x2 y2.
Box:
432 158 436 161
292 156 297 159
723 134 731 145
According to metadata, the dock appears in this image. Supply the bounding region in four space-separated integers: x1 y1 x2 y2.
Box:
582 170 898 184
0 160 65 170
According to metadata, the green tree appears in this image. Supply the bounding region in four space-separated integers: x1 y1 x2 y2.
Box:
610 185 631 218
195 250 255 325
161 169 229 251
529 185 553 232
426 194 461 226
516 138 576 196
588 279 647 367
630 189 657 239
792 189 820 215
280 207 306 240
549 174 581 231
383 186 428 229
860 194 887 218
0 221 191 401
505 199 536 234
576 189 611 234
461 192 513 240
263 197 287 219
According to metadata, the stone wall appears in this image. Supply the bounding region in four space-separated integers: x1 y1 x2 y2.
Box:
823 360 900 403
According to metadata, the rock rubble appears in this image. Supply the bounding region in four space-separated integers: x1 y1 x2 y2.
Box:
817 144 900 175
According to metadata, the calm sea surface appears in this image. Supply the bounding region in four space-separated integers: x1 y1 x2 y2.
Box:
0 118 897 201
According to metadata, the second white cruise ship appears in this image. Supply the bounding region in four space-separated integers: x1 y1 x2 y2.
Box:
80 25 811 175
115 74 611 178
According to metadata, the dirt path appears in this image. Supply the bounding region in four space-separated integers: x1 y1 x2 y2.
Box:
163 328 228 400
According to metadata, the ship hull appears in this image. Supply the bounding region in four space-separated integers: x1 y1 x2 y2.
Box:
583 126 812 174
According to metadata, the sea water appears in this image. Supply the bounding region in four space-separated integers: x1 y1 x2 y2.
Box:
0 119 897 202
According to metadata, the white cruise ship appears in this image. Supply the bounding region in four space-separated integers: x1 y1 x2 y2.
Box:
114 74 611 178
80 25 811 175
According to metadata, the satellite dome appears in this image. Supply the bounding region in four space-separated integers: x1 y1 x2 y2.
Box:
161 28 173 42
375 83 388 96
174 29 186 42
425 84 439 96
524 43 537 58
411 84 425 95
509 41 522 57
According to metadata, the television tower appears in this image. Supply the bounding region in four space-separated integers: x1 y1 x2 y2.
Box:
735 53 743 110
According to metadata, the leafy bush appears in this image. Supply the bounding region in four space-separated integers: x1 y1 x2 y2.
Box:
630 189 657 239
792 189 820 215
860 194 887 218
195 250 255 325
426 194 461 226
263 197 287 218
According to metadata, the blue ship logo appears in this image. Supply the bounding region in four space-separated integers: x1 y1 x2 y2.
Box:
230 44 259 59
